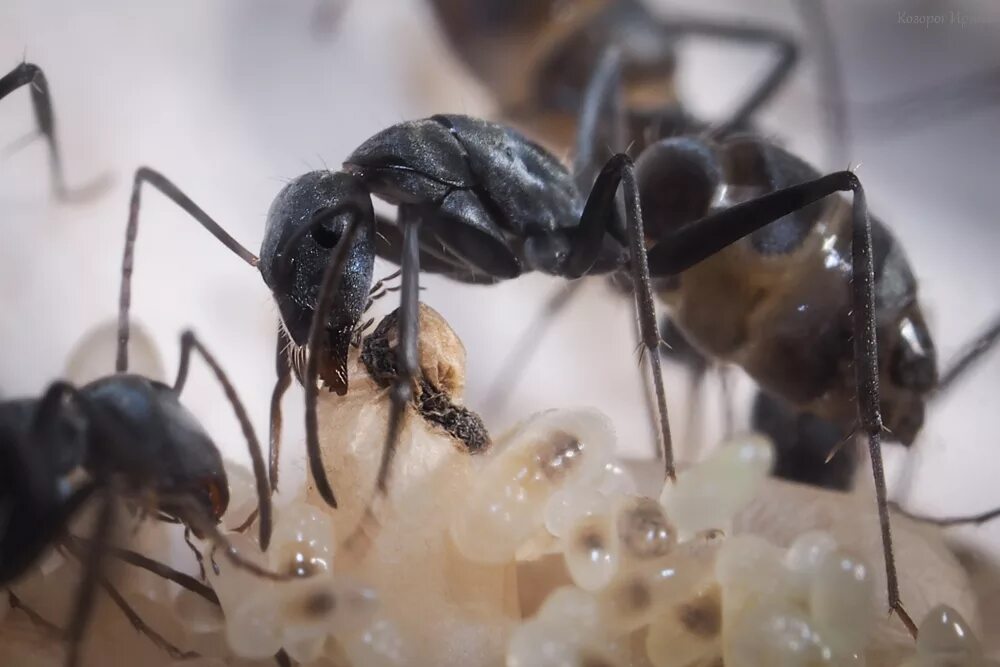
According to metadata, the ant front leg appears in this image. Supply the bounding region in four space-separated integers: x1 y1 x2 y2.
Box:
565 153 676 479
173 330 272 551
373 205 422 496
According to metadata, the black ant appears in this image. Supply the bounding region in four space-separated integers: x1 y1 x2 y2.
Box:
0 329 290 666
100 22 974 638
426 0 802 153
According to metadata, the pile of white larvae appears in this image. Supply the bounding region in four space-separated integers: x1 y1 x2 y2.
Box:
0 307 993 666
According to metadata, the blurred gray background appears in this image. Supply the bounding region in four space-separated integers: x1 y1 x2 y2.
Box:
1 0 998 558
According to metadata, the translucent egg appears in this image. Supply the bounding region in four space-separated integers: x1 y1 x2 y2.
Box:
645 584 723 667
451 409 615 563
545 485 609 539
508 587 614 667
173 587 225 635
268 503 336 577
341 616 406 667
508 619 577 667
783 531 838 599
537 586 602 632
563 511 620 591
286 634 327 664
596 462 637 498
725 600 834 667
224 588 285 659
615 496 676 563
809 549 874 653
914 605 983 666
715 535 787 611
596 544 715 636
660 434 774 536
64 318 164 383
206 533 273 616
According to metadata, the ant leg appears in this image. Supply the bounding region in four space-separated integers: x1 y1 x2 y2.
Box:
174 497 296 582
644 170 916 637
116 167 258 373
98 578 200 660
892 504 1000 527
103 540 217 604
372 205 422 496
795 0 849 167
565 154 676 478
184 525 207 580
573 47 626 190
304 210 367 508
373 211 499 285
936 314 1000 395
0 63 108 201
173 330 272 551
8 592 63 637
64 491 116 667
340 206 424 555
268 328 293 493
665 19 799 136
60 534 204 660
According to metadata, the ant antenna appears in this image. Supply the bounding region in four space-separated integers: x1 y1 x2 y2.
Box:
173 330 273 551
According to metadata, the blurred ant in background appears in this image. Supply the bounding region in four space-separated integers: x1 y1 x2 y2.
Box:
0 62 108 202
426 0 1000 500
1 63 291 667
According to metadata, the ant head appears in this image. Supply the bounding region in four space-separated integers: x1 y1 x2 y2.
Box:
81 375 230 521
259 171 375 393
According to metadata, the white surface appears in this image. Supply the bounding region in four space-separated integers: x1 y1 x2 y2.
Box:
0 0 998 561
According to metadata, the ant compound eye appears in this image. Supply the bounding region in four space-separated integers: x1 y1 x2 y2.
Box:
310 219 342 249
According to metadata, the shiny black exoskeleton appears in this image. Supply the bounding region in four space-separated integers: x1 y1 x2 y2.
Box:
0 373 227 584
0 331 279 667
